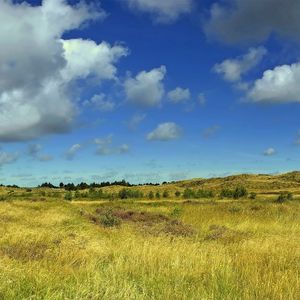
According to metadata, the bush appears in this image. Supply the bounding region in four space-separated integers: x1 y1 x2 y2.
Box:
220 186 248 199
100 212 121 227
64 192 72 201
233 186 248 199
276 192 293 203
155 192 161 199
183 188 195 199
118 188 143 199
170 207 183 218
163 191 169 198
175 191 181 197
220 189 233 198
249 192 257 200
148 191 154 199
195 189 214 198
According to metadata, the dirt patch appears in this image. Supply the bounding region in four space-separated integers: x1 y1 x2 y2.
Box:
205 225 250 243
162 220 195 237
95 208 169 225
88 208 195 237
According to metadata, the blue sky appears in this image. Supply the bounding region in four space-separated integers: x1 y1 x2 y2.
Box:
1 0 300 186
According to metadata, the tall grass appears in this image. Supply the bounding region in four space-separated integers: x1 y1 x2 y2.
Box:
0 199 299 299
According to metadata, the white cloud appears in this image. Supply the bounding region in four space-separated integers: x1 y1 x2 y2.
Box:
147 122 182 141
263 148 276 156
167 87 190 103
121 0 193 24
205 0 300 44
94 135 130 155
65 144 82 160
61 39 128 81
248 62 300 103
84 93 116 112
213 47 267 82
0 151 18 166
127 113 146 130
124 66 166 107
0 0 126 142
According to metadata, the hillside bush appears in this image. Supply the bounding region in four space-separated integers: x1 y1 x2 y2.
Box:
64 192 72 201
276 192 293 203
220 186 248 199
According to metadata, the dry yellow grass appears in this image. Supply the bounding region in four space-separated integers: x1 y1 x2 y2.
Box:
0 196 299 299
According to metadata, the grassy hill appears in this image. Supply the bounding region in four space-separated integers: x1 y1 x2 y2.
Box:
0 172 300 299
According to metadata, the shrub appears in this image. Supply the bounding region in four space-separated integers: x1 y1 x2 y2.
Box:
220 186 248 199
64 192 72 201
276 192 293 203
148 191 154 199
100 212 121 227
118 189 143 199
195 189 214 198
162 191 169 198
249 192 257 200
74 191 81 198
183 188 195 199
155 192 161 199
170 207 183 218
233 186 248 199
175 191 181 197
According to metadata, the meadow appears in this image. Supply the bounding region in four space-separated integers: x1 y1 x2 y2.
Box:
0 173 300 299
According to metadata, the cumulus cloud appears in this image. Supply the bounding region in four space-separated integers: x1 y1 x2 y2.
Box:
248 62 300 103
213 47 267 82
65 144 82 160
61 39 128 82
84 93 116 112
263 147 276 156
94 135 130 155
0 151 18 166
147 122 182 141
167 87 190 103
0 0 127 142
120 0 193 24
124 66 166 107
205 0 300 44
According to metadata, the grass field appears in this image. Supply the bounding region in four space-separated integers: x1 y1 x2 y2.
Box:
0 192 299 299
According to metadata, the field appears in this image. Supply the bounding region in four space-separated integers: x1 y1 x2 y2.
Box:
0 173 300 299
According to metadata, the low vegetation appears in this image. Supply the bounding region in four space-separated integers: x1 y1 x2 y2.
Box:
0 172 300 299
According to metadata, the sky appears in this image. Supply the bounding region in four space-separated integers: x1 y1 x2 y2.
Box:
1 0 300 187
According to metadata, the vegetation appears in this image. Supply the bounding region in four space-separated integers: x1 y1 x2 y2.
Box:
1 172 300 298
0 197 299 299
220 186 248 199
276 191 293 203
